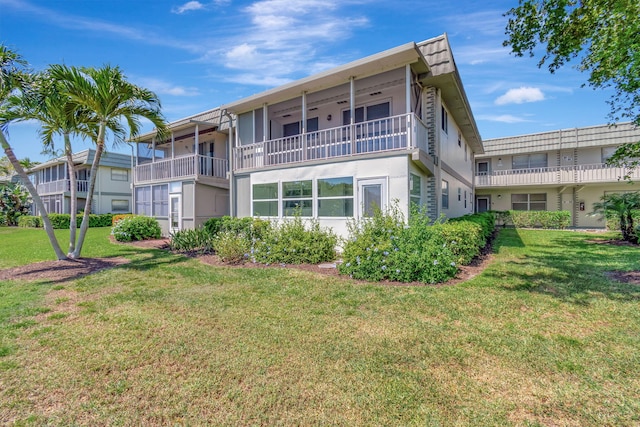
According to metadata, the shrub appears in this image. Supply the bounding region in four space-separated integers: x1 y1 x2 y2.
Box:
48 213 71 229
112 214 135 226
439 221 484 265
252 216 336 265
499 210 571 229
0 215 6 227
170 227 215 253
18 215 42 228
89 213 114 228
112 216 161 242
213 230 251 264
204 216 272 241
339 205 459 284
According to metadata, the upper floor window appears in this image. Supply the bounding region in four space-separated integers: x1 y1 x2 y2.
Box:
602 146 618 163
441 106 448 134
477 161 489 175
342 102 390 125
111 168 129 181
512 153 547 170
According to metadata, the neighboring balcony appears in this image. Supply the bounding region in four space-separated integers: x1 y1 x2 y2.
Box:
234 113 433 172
37 179 89 195
134 154 229 185
476 163 640 188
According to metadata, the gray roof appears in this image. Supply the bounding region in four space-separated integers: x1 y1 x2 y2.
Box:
135 108 233 142
29 149 132 171
478 122 640 157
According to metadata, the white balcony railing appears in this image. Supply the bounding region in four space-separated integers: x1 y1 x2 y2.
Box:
234 113 430 171
476 163 640 187
134 154 228 183
37 179 89 194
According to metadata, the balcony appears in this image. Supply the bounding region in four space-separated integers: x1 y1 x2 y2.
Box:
134 154 228 185
476 163 640 188
234 113 431 171
37 179 89 195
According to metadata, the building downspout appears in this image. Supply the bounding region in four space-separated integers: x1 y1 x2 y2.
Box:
223 110 236 217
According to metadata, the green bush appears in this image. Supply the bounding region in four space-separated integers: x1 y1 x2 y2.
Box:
439 221 484 265
0 215 6 227
339 206 459 284
48 213 71 229
213 230 251 264
18 215 42 228
89 213 114 228
170 227 215 253
112 216 161 242
252 216 336 265
498 210 571 229
606 210 640 231
204 216 272 241
112 214 135 226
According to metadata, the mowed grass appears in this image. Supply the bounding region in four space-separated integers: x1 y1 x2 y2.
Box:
0 227 639 426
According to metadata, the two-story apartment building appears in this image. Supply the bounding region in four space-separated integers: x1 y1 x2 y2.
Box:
134 34 482 237
221 34 482 237
29 149 133 215
133 108 231 235
475 123 640 228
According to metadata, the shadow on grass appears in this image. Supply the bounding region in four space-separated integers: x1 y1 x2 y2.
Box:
487 230 640 305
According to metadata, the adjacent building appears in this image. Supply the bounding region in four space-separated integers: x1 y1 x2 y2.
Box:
28 149 133 216
475 123 640 228
132 109 232 236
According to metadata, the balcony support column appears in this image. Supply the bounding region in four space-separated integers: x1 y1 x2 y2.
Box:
263 103 268 142
406 64 412 149
171 132 175 179
194 124 199 177
302 91 307 161
350 77 355 155
151 137 155 181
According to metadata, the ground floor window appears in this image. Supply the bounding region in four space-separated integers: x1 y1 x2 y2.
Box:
282 180 313 216
409 174 421 207
153 184 169 217
442 180 449 209
253 182 279 216
135 187 151 216
252 177 356 218
111 199 129 212
512 193 547 211
317 177 353 217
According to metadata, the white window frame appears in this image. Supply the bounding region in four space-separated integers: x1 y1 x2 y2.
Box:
317 177 354 218
111 168 129 182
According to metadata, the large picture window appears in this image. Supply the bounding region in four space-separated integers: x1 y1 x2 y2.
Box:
317 177 353 217
511 193 547 211
342 102 390 125
282 180 312 216
253 182 279 216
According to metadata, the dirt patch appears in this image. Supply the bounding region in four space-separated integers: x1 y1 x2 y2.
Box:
0 257 130 283
605 270 640 285
109 235 170 249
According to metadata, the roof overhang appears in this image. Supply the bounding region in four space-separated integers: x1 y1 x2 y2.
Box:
221 42 430 114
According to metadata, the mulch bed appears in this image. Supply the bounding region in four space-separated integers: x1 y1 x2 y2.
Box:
1 232 638 285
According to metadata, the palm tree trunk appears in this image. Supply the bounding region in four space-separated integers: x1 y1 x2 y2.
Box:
71 124 105 258
65 133 78 256
0 131 67 260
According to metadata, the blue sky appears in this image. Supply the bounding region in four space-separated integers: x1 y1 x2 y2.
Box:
1 0 615 163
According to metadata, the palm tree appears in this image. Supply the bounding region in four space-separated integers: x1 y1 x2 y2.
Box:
29 70 96 255
0 45 66 259
591 192 640 243
49 64 167 258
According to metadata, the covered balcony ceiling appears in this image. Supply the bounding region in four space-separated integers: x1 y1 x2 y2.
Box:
221 42 430 114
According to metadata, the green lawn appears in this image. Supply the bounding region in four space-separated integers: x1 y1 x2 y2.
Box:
0 227 639 426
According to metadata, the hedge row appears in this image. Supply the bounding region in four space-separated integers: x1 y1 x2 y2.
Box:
495 210 571 229
170 215 337 265
15 213 125 229
339 208 495 284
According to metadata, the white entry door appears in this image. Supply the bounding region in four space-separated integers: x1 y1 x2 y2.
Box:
358 178 387 218
170 194 181 233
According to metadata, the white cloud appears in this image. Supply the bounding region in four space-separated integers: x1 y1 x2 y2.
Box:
172 1 205 14
476 114 532 124
134 77 200 97
495 87 546 105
